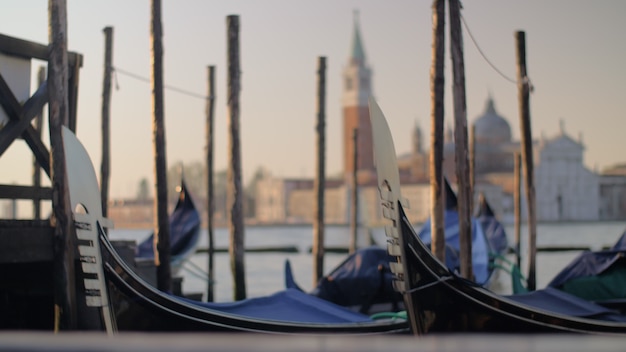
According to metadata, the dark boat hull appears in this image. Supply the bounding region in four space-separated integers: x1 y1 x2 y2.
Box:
396 205 626 335
100 224 408 334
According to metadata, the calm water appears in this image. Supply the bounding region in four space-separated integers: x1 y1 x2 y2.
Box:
109 221 626 302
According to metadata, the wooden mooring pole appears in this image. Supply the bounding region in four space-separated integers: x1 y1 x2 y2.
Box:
48 0 76 330
514 151 522 269
449 0 473 280
226 15 246 301
429 0 446 263
32 66 46 219
205 65 216 302
349 128 358 254
100 26 113 219
469 124 475 215
312 56 326 286
150 0 172 293
515 31 537 291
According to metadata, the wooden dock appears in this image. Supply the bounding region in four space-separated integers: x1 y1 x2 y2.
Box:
0 332 625 352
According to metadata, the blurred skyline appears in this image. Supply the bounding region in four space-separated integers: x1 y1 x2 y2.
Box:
1 0 625 198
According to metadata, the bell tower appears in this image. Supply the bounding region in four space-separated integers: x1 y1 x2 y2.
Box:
342 10 375 183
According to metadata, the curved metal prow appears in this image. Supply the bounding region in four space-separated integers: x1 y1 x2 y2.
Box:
62 126 116 334
368 99 408 291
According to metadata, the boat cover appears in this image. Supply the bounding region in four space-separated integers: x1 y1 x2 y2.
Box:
178 288 373 323
547 231 626 302
475 200 509 255
285 246 402 313
418 210 491 285
136 185 200 260
506 287 626 322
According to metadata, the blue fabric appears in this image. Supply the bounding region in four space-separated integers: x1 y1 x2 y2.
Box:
178 288 374 323
547 231 626 288
311 246 399 307
506 287 626 322
286 246 402 310
418 210 491 284
477 214 508 255
136 188 201 261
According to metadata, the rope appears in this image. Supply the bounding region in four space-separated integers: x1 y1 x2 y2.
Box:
179 259 216 284
460 14 517 85
112 66 209 100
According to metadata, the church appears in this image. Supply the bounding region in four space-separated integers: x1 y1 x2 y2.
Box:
254 14 625 225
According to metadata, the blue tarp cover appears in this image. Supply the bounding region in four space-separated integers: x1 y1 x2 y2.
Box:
285 246 402 311
548 231 626 288
418 210 491 284
506 287 626 322
179 288 373 323
136 189 200 259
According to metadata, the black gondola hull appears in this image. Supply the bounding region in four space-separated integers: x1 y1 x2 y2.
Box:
398 205 626 335
100 226 408 334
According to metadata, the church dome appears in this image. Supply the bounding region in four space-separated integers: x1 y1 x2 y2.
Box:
473 97 511 145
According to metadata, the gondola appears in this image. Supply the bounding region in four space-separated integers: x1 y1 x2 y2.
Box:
63 125 408 334
368 97 626 335
100 228 408 333
135 179 201 275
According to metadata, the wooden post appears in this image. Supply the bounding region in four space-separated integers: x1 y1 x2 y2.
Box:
515 31 537 290
226 15 246 301
32 66 46 219
48 0 76 330
312 56 326 285
205 65 216 302
100 26 113 219
469 124 475 215
449 0 473 280
150 0 172 292
513 151 522 269
429 0 446 263
349 128 358 254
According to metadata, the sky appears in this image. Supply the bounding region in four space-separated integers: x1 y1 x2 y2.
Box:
1 0 625 199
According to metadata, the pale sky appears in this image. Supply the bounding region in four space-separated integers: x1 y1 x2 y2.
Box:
1 0 625 199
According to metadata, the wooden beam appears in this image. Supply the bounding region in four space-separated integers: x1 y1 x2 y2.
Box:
0 33 82 67
0 72 21 120
0 184 52 200
0 72 51 177
0 81 49 156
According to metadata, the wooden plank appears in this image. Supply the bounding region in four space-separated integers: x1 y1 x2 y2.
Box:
0 33 82 67
0 184 52 200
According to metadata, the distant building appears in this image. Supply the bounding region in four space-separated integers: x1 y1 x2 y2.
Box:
343 11 376 185
599 164 626 220
252 12 626 225
535 124 599 221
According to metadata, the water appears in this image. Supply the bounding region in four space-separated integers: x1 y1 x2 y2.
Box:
108 221 626 302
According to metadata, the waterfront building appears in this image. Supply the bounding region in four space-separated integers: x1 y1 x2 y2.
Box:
534 124 599 221
250 14 626 226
